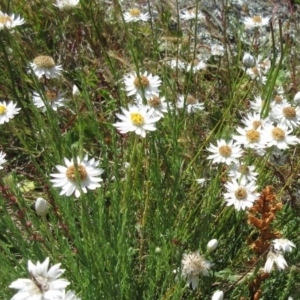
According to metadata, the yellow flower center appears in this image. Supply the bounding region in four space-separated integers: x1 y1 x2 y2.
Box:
273 95 283 104
219 145 232 157
252 15 262 23
0 105 7 115
271 127 285 141
129 9 141 17
186 96 197 104
246 129 260 142
251 67 259 75
283 107 296 119
252 120 262 130
147 96 161 107
234 187 247 200
46 89 58 101
33 56 56 69
0 16 12 24
66 164 88 182
238 165 249 175
130 112 144 125
134 75 150 88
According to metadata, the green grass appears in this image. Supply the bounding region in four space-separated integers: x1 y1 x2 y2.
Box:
0 0 300 299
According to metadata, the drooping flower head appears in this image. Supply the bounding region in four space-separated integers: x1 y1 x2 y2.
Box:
50 155 104 198
180 8 205 21
0 11 25 30
30 55 63 79
9 257 70 300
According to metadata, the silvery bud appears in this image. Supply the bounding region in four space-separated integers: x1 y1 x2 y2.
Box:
207 239 218 252
35 197 48 216
72 84 80 96
242 53 255 68
212 290 224 300
294 91 300 105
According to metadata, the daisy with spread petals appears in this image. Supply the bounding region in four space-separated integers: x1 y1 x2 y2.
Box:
54 0 79 10
273 239 296 253
0 11 25 30
123 8 150 22
167 59 186 70
263 122 300 150
224 179 260 211
177 95 204 114
9 257 70 300
30 55 63 79
207 139 243 165
264 249 288 273
243 15 270 29
0 151 6 169
271 104 300 129
113 104 160 138
180 8 205 21
228 163 258 182
144 93 169 118
233 126 266 150
0 101 20 124
50 155 104 198
33 87 67 112
123 71 161 99
241 111 269 130
181 251 212 290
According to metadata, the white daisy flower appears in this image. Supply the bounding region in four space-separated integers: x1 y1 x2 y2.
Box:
233 126 266 150
144 94 169 118
243 15 270 29
212 290 224 300
246 67 267 84
207 139 243 165
181 251 212 290
271 104 300 129
242 53 255 68
196 178 206 187
273 239 296 253
54 0 79 10
270 94 289 109
0 11 25 30
123 71 161 99
123 8 150 22
167 59 186 70
228 163 258 182
241 111 269 130
177 95 204 114
263 123 300 150
210 44 225 57
33 87 67 112
224 179 260 211
0 151 6 169
249 95 266 113
0 101 20 124
264 249 288 273
180 8 205 21
186 59 207 73
62 290 81 300
113 104 160 138
256 55 271 74
50 155 104 198
30 55 63 79
9 257 70 300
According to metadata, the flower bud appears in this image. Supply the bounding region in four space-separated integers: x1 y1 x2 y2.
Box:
207 239 218 252
242 53 255 68
35 197 48 216
72 84 80 96
294 92 300 105
212 290 224 300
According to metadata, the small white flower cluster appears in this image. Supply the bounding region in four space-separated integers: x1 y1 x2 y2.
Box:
9 257 80 300
264 239 296 273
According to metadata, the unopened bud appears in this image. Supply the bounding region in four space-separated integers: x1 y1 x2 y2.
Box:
207 239 218 252
35 197 48 216
212 290 224 300
242 53 255 68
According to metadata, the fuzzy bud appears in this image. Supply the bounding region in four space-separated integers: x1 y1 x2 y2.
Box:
35 197 48 216
207 239 218 252
212 290 224 300
294 92 300 105
242 53 255 68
